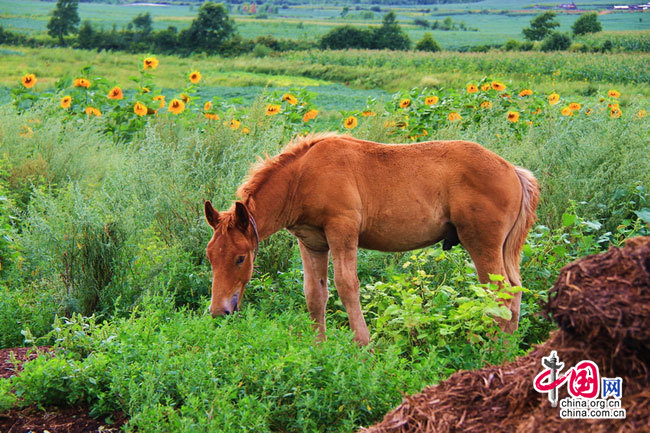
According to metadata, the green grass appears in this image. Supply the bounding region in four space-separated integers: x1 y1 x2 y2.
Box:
2 46 648 103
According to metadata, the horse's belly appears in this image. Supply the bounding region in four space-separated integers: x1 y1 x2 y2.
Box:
359 215 449 252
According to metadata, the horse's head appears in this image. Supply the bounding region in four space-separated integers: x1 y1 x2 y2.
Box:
204 200 258 317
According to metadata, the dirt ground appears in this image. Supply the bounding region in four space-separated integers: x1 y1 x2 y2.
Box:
0 347 126 433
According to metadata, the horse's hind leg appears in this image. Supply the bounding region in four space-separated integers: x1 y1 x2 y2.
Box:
454 215 520 333
298 240 330 341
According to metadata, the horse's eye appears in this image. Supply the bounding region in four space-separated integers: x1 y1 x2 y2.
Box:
235 255 245 265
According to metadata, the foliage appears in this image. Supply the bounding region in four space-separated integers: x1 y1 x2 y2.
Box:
47 0 80 46
540 31 572 52
415 32 441 52
572 12 602 36
319 12 410 51
522 12 560 42
181 2 235 54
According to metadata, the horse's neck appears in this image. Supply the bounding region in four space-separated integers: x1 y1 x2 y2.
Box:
244 172 294 241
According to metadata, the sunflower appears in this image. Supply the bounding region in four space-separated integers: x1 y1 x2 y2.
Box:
568 102 581 111
638 110 647 119
344 116 358 129
189 70 202 84
282 93 298 105
608 103 620 110
74 78 91 89
448 112 462 122
507 111 519 123
180 94 190 103
153 95 166 108
561 107 573 116
84 107 101 117
134 102 148 117
229 119 241 130
140 87 150 94
108 86 123 100
361 110 376 116
424 96 439 106
491 81 506 91
585 108 593 116
532 107 542 115
610 108 622 119
302 109 318 122
466 84 478 94
266 104 281 116
204 113 219 120
60 95 72 109
480 83 491 92
480 101 492 109
204 101 212 111
19 125 34 138
399 99 411 108
607 89 620 98
519 89 533 97
548 92 560 105
21 73 37 89
143 57 159 70
242 127 250 134
168 99 185 115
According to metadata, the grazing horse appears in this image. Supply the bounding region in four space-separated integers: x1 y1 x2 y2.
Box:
204 133 539 345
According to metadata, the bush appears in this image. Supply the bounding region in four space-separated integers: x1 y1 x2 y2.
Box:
541 31 572 52
415 33 441 52
503 39 520 51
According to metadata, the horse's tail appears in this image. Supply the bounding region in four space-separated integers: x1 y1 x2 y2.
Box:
503 167 539 286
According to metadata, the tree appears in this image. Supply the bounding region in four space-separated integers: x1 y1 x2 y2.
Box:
47 0 80 46
320 25 372 50
522 12 559 41
572 12 602 36
130 12 153 35
184 2 235 54
372 11 411 50
415 33 441 52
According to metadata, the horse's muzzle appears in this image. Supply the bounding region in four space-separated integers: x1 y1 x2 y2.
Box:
222 292 240 315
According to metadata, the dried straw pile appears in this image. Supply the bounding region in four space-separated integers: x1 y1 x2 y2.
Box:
360 237 650 433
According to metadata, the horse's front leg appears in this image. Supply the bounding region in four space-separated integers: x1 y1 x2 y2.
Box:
298 240 330 341
325 222 369 346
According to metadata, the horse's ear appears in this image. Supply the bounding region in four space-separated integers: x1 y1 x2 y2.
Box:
204 201 219 229
234 201 250 233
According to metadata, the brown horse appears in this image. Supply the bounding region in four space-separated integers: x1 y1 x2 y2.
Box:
204 133 539 345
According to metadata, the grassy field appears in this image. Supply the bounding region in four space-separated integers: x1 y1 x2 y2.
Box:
1 46 648 104
1 0 648 49
0 3 649 430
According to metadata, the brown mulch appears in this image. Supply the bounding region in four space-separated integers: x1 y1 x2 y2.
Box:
0 347 52 380
0 406 126 433
0 348 127 433
360 236 650 433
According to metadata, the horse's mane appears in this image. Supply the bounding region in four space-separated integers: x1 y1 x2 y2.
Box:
236 131 344 205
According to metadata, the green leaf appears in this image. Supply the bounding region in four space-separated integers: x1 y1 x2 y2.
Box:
635 209 650 224
562 212 577 227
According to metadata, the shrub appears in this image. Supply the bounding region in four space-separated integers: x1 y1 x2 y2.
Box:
541 31 572 52
415 33 441 52
503 39 520 51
